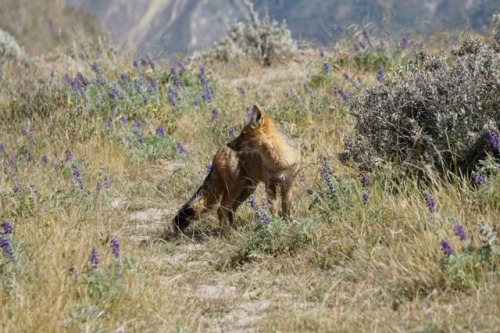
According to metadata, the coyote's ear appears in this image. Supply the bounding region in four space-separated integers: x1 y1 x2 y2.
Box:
251 104 265 128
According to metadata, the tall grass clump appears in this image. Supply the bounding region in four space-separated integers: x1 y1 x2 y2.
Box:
0 29 26 62
342 18 500 177
203 0 297 66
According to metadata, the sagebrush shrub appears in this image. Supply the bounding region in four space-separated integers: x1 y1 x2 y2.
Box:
0 29 26 62
202 0 297 66
342 24 500 176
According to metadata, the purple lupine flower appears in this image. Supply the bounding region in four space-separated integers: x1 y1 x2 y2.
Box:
140 58 148 67
359 41 366 50
361 173 371 188
362 192 370 205
111 237 120 259
104 176 111 189
134 79 142 92
156 125 166 138
121 116 128 125
337 89 349 102
453 222 467 241
175 61 187 73
3 220 13 235
400 38 410 49
236 86 246 95
150 77 157 90
362 30 369 40
353 44 360 52
201 87 214 103
229 126 238 137
489 131 500 152
21 128 28 136
320 156 335 194
440 239 454 257
319 50 325 58
248 195 257 209
170 67 182 86
472 171 486 186
377 65 384 83
212 108 220 119
0 236 14 257
342 72 350 81
109 87 118 100
76 72 89 85
120 73 129 83
176 142 187 154
89 246 99 269
65 149 73 162
199 66 208 85
424 193 436 214
72 166 83 188
42 155 48 165
133 59 138 68
168 88 178 107
323 61 331 74
134 119 142 130
91 63 100 74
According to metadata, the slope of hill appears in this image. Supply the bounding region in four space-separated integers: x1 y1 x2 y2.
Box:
65 0 499 55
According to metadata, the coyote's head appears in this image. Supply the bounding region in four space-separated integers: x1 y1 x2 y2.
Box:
228 104 272 152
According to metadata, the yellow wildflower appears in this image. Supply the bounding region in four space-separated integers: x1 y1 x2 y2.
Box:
307 119 314 125
388 66 395 72
145 68 154 75
291 123 297 129
44 220 53 227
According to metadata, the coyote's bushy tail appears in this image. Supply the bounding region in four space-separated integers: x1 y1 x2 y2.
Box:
171 166 221 234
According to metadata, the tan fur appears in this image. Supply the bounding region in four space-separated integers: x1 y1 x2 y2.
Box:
228 104 301 219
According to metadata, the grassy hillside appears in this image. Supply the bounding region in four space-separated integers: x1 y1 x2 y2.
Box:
0 19 499 332
0 0 103 55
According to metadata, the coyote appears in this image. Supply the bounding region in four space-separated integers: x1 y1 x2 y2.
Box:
171 104 301 234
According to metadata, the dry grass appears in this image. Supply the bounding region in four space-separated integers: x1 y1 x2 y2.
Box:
0 33 498 333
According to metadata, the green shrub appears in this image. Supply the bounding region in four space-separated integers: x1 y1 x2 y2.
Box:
342 25 500 177
203 0 297 66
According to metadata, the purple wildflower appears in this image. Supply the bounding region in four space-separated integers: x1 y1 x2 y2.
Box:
91 63 100 74
0 236 14 257
176 142 187 154
298 172 305 183
248 196 257 209
89 246 99 269
362 192 370 205
319 50 325 58
72 166 83 188
377 65 384 83
134 119 142 130
156 125 166 138
202 87 214 103
320 156 335 194
472 171 486 186
104 176 111 189
453 222 468 241
170 67 182 86
150 77 157 90
3 220 13 235
400 38 410 49
212 108 220 119
140 58 148 67
109 87 118 100
359 41 366 50
424 193 436 214
65 149 73 162
229 126 238 137
362 29 369 40
361 173 371 188
440 239 454 257
42 155 48 165
199 66 208 85
168 88 178 107
323 61 331 74
120 73 129 83
342 72 351 81
0 143 4 152
337 89 349 102
111 237 120 259
121 116 128 125
489 131 500 152
133 59 138 68
21 128 28 136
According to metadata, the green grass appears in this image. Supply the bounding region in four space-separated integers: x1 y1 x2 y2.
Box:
0 33 498 332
